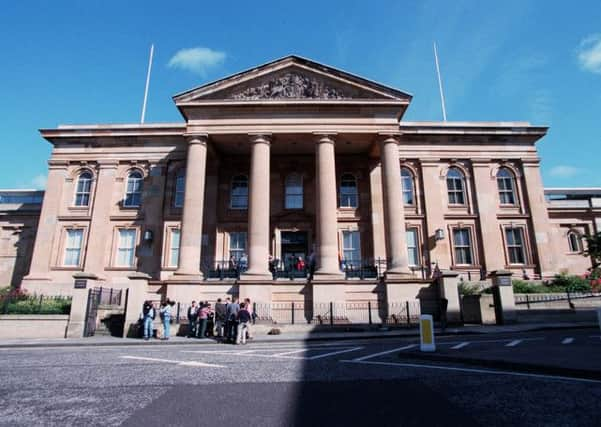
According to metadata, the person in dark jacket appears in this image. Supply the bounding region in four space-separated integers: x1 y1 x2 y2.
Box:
236 303 252 345
187 301 198 338
214 298 227 337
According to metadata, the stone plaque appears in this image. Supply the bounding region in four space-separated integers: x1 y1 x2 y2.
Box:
497 276 511 287
74 279 87 289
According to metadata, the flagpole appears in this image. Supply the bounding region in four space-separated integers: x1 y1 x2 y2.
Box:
140 44 154 124
433 42 447 122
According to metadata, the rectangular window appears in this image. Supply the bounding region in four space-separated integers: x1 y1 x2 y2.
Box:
64 229 83 267
116 229 137 267
229 232 247 261
453 228 473 265
406 228 420 267
505 227 526 264
342 230 361 262
169 229 180 267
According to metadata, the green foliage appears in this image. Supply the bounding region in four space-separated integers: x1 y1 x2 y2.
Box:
1 286 72 314
512 280 547 294
584 232 601 268
458 281 481 295
550 273 591 292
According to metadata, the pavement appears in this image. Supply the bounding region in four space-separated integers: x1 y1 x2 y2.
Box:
1 330 600 426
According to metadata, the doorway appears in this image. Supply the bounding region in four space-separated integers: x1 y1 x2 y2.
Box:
280 231 308 270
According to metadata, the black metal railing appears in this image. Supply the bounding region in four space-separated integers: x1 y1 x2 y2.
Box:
515 291 601 309
1 291 72 315
203 259 248 280
97 287 122 306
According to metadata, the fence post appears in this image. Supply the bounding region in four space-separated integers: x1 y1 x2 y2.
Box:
291 302 295 325
176 303 181 324
406 301 411 325
368 301 372 325
526 294 530 310
38 294 43 312
567 290 572 308
109 288 113 305
330 301 334 326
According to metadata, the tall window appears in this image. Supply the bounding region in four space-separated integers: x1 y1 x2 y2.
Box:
64 229 83 267
505 227 526 264
406 228 420 266
342 230 361 262
116 229 137 267
447 168 466 205
74 171 92 206
567 231 582 253
229 232 247 261
174 169 185 208
169 229 180 267
230 175 249 209
497 168 517 205
124 170 143 207
401 168 415 205
339 174 358 208
453 228 473 265
285 173 303 209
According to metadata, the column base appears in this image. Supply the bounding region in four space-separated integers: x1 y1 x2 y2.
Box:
383 270 414 280
239 271 273 281
312 269 345 281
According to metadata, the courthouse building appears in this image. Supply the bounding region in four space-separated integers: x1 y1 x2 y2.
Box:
3 55 600 310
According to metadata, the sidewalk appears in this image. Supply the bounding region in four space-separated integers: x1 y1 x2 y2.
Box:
0 321 597 348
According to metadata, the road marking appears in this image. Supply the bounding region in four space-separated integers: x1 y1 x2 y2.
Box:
272 349 310 357
451 342 470 350
351 344 417 362
120 355 224 368
307 347 363 360
182 346 363 360
561 338 574 345
339 360 601 384
505 340 523 347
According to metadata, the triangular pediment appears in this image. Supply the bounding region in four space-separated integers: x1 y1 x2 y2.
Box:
173 55 412 103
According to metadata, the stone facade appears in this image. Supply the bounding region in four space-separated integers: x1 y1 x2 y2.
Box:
5 56 598 310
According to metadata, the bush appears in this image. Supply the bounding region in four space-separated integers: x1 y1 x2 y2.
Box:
550 273 592 293
4 297 71 315
458 281 481 295
512 280 547 294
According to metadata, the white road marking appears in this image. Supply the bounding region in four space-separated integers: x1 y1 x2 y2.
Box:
182 346 363 361
351 344 417 362
561 338 574 345
339 360 601 384
307 347 363 360
272 349 310 357
120 355 224 368
505 340 523 347
451 342 470 350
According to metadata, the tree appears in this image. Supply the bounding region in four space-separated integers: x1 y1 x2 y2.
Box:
583 232 601 271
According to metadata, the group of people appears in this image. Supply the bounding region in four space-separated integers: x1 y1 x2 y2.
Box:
140 297 256 344
140 299 176 340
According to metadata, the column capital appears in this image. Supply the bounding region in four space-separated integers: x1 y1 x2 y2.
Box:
314 133 337 145
184 133 208 145
248 133 272 145
379 133 401 145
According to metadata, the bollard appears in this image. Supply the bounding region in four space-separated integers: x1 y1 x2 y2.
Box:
419 314 436 352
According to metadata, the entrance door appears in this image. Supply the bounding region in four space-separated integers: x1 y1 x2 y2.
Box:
280 231 308 271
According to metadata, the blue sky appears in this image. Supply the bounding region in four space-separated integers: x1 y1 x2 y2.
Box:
1 1 600 190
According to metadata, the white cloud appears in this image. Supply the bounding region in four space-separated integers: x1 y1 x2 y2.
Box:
167 47 226 75
30 174 47 189
549 165 582 178
577 34 601 74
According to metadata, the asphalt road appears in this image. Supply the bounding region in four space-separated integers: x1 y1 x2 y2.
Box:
0 329 600 426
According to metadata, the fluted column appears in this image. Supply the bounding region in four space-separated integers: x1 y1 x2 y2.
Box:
242 134 272 279
381 136 411 276
314 135 344 278
174 135 208 278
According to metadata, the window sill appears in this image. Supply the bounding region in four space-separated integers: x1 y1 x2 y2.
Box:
105 266 137 271
51 266 83 271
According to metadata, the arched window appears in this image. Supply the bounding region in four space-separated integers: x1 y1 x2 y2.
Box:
74 171 92 206
497 167 517 205
230 175 248 209
124 170 143 207
446 167 466 205
339 174 358 208
285 173 303 209
174 169 185 208
401 167 415 205
567 231 582 253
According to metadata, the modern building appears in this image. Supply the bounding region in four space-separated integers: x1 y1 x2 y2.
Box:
4 55 598 313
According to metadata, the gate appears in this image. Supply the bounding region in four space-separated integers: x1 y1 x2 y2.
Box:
83 288 101 337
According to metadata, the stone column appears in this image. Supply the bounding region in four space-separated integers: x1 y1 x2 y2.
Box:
522 161 557 278
174 135 208 279
380 136 411 276
472 161 505 273
23 159 68 281
314 135 344 279
241 134 272 280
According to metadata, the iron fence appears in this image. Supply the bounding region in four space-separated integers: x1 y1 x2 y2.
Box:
515 291 601 309
97 287 123 306
203 260 246 280
0 293 72 315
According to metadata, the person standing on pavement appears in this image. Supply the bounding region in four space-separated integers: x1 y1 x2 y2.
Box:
187 301 199 338
226 298 240 343
214 298 227 337
141 300 155 340
236 303 252 345
196 302 211 338
243 297 255 340
160 299 174 340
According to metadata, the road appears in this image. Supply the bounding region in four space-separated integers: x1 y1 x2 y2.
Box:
0 328 599 426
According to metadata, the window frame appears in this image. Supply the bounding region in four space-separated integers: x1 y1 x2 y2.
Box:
123 170 144 208
451 227 474 266
114 227 138 268
497 167 518 206
229 231 247 261
341 230 361 263
401 167 416 206
63 228 85 267
504 226 527 265
73 170 93 207
284 173 304 210
173 169 186 208
567 230 582 254
339 173 359 209
406 227 420 267
230 175 249 210
446 167 467 206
